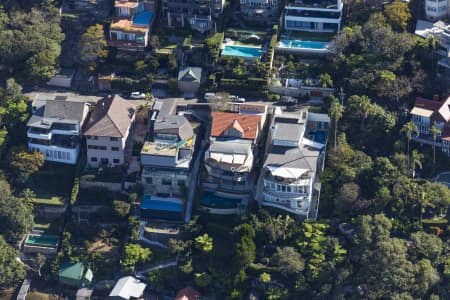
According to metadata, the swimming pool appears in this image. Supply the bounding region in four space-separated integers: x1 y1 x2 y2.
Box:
221 45 262 58
279 39 329 50
308 131 327 145
140 195 183 212
133 11 154 26
200 192 241 209
25 234 59 247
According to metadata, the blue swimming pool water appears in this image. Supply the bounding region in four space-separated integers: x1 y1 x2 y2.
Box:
133 11 154 26
308 131 327 144
222 45 262 58
141 195 182 212
200 192 240 209
279 39 328 50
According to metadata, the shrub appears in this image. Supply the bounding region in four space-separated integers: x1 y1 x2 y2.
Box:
113 200 131 218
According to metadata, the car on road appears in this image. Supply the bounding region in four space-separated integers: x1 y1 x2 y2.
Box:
130 92 146 99
229 95 246 103
237 97 246 103
204 93 222 101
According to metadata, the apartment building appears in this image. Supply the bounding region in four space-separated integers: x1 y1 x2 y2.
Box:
161 0 225 33
425 0 449 21
83 95 136 168
27 99 90 165
410 95 450 154
258 108 329 217
239 0 280 24
109 0 156 51
283 0 342 32
201 111 263 212
140 99 197 199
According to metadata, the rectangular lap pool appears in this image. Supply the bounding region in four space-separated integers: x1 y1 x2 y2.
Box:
222 45 263 58
200 192 241 209
25 234 59 248
279 39 329 51
140 195 184 221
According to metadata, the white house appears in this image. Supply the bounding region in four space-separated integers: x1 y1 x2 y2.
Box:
27 100 90 165
425 0 450 21
283 0 343 32
258 109 329 217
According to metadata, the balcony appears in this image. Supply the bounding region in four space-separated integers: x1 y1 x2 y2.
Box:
263 190 306 200
286 0 341 10
210 168 248 182
28 128 51 140
262 199 309 215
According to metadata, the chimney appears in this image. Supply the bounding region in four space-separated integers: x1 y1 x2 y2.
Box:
433 94 439 101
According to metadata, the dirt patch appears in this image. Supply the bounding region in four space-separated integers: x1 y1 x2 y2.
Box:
89 240 118 254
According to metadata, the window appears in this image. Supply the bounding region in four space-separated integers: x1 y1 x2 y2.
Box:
99 146 107 150
113 159 120 164
287 186 291 192
87 136 92 139
88 145 99 149
110 137 119 141
91 157 98 162
162 178 172 185
146 177 153 184
177 180 185 187
111 147 119 151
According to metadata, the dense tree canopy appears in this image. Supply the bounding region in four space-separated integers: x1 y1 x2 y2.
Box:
0 235 26 287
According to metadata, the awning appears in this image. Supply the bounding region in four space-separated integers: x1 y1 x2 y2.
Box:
267 166 308 179
411 107 433 117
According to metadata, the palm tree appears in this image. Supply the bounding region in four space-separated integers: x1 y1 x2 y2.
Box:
349 95 372 131
319 73 334 89
401 121 419 172
329 98 345 152
428 35 439 72
430 125 441 173
410 149 423 178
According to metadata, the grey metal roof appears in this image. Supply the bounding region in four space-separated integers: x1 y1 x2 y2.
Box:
264 144 320 171
155 115 194 141
209 140 252 154
153 99 177 118
43 101 87 121
178 66 202 83
273 123 303 142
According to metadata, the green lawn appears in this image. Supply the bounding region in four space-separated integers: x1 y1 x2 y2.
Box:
27 162 75 206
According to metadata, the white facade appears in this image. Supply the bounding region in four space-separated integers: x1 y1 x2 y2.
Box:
425 0 449 21
283 0 342 32
86 136 127 167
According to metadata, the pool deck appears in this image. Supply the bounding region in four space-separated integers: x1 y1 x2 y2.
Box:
276 43 331 54
221 39 263 50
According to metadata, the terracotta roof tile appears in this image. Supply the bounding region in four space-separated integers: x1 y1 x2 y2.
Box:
211 112 261 140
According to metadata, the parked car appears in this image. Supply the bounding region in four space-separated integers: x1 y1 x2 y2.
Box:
237 97 246 103
204 93 221 101
130 92 146 99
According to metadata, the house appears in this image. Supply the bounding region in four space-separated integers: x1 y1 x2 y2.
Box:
109 276 147 300
84 95 135 168
283 0 343 33
27 98 90 165
109 0 156 51
257 108 329 217
59 262 93 287
410 95 450 154
239 0 280 24
178 66 202 94
140 99 198 218
415 20 450 76
425 0 450 21
176 287 200 300
161 0 225 33
201 111 263 212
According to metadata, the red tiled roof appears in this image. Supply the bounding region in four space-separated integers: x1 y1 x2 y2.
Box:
414 97 442 111
211 112 261 140
413 96 450 123
176 287 200 300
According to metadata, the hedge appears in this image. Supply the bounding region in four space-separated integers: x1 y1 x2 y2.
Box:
111 77 151 93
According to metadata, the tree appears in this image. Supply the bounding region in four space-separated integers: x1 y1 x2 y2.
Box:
113 200 130 218
150 35 160 49
328 97 344 151
7 146 44 183
410 231 443 261
319 73 333 88
334 182 360 215
259 272 271 283
195 233 213 253
430 125 441 173
384 2 411 32
0 236 26 287
79 24 107 68
233 235 256 268
0 78 29 130
271 247 305 276
401 122 418 173
348 95 373 131
120 243 151 272
31 253 46 277
428 35 439 72
410 150 423 177
194 272 212 287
